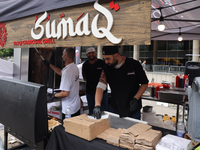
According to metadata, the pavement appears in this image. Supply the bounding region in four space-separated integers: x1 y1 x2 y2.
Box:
0 99 178 149
142 99 177 117
0 130 22 149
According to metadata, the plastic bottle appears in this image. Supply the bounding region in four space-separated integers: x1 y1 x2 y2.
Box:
179 74 184 88
80 105 83 114
151 86 155 97
184 75 189 88
65 106 71 119
171 75 176 88
176 74 180 88
177 118 185 138
183 75 186 88
156 85 160 98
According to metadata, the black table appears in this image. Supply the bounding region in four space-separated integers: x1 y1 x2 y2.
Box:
45 125 126 150
45 125 176 150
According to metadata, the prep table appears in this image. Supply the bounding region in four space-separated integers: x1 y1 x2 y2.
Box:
45 111 175 150
142 87 188 131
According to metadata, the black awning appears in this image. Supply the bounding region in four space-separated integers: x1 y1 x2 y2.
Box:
0 0 95 22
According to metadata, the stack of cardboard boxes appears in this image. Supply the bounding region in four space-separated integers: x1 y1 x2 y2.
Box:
63 114 162 149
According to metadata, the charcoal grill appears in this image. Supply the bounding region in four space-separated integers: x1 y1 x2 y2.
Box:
0 78 48 150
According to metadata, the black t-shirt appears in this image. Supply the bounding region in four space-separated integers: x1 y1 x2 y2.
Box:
82 59 106 95
104 57 149 117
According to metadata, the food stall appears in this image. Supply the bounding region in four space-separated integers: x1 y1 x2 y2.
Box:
1 0 195 150
1 0 151 121
0 0 152 149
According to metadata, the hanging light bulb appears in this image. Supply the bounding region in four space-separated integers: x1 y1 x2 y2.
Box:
178 35 183 41
178 27 183 41
157 8 165 31
158 21 165 31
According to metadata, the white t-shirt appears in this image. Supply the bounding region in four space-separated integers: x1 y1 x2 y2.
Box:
60 63 80 114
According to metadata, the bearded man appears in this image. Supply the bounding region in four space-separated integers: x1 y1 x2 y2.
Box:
93 46 148 119
43 47 80 121
82 47 108 115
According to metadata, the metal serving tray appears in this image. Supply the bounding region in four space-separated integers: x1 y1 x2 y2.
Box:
103 111 147 129
158 90 186 104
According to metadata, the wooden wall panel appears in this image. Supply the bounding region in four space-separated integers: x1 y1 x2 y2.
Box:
2 0 151 48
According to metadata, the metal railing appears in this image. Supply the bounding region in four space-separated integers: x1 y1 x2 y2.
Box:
146 72 175 84
152 65 185 74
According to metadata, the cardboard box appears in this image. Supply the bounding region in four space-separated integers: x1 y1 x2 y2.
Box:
63 114 110 141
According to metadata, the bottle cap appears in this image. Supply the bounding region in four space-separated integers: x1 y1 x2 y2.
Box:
178 118 183 122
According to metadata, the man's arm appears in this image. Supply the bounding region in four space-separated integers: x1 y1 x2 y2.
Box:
43 60 62 76
129 84 148 112
55 91 69 98
49 64 62 76
95 87 104 106
95 70 107 106
93 86 104 119
134 84 148 100
93 70 107 119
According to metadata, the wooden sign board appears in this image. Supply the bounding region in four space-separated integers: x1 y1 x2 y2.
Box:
1 0 151 48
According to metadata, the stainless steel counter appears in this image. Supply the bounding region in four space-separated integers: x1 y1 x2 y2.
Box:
142 87 188 131
103 111 147 129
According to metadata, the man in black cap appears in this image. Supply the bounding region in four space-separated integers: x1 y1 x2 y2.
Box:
82 47 108 115
93 46 149 119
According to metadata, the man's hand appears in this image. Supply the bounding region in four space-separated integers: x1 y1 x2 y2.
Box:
51 94 58 101
130 97 138 111
93 106 101 119
43 60 50 67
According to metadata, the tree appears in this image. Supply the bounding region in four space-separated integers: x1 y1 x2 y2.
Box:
0 49 13 57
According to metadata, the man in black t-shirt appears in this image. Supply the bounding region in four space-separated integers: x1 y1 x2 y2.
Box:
82 47 108 115
93 46 149 119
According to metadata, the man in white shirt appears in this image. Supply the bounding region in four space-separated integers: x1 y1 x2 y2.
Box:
43 47 80 120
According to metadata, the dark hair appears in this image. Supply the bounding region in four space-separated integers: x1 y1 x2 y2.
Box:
64 47 75 61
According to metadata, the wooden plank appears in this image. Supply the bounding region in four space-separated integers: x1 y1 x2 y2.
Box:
2 0 151 48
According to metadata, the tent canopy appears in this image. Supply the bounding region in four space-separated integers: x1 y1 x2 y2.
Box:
0 0 200 41
0 0 96 22
151 0 200 40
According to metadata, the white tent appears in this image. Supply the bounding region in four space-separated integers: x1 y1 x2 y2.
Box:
0 59 14 78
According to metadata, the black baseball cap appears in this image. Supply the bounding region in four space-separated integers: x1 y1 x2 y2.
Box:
102 46 119 55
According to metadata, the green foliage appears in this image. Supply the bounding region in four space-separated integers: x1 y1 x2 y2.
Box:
0 49 14 57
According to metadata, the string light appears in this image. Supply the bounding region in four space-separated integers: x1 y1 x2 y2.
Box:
157 8 165 31
158 21 165 31
178 27 183 41
178 36 183 41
